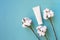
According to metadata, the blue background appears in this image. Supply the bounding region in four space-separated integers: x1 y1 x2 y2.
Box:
0 0 60 40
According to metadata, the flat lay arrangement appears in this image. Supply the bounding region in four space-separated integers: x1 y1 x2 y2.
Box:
22 6 57 40
1 0 60 40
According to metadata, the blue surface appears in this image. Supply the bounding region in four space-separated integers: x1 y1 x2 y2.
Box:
0 0 60 40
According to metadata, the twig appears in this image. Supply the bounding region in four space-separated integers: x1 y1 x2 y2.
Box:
28 26 40 40
44 33 49 40
49 18 57 40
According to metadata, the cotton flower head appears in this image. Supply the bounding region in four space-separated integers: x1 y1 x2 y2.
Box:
43 8 54 20
22 17 32 28
36 25 47 36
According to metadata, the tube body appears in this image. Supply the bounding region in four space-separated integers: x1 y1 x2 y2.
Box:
33 6 43 25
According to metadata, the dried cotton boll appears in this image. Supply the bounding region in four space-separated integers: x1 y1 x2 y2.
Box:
50 10 54 17
36 25 47 36
43 8 57 40
43 8 50 14
22 17 40 40
22 17 32 28
43 13 48 20
43 8 54 20
37 30 45 36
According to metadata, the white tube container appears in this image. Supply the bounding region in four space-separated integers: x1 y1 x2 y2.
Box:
32 6 43 25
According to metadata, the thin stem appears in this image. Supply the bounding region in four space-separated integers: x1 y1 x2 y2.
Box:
49 18 57 40
44 34 49 40
28 26 40 40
